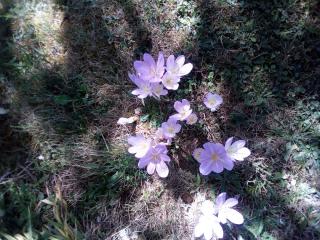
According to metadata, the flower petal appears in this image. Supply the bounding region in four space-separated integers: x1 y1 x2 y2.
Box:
147 162 156 175
234 147 251 161
194 222 204 238
223 198 238 208
199 160 213 175
176 55 185 67
138 157 150 168
179 63 193 76
156 161 169 178
222 157 234 171
211 161 224 173
225 137 234 149
225 208 244 224
143 53 155 66
215 192 227 207
212 220 224 239
232 140 246 150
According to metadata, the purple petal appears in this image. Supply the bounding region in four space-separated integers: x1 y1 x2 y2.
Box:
160 154 170 162
223 198 238 208
156 161 169 178
225 137 234 149
215 192 227 207
157 52 165 68
138 156 150 168
211 161 224 173
176 55 185 67
143 53 155 66
166 55 175 69
147 162 156 175
199 160 213 175
222 157 234 171
174 100 183 112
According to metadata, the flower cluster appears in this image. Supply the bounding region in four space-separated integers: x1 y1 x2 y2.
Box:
192 137 250 175
127 98 198 178
130 53 193 99
195 192 244 240
119 52 252 239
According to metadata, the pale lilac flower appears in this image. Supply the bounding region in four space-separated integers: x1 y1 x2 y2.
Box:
117 117 136 125
192 148 204 162
128 135 152 158
161 72 180 90
194 200 224 240
199 142 234 175
214 192 244 225
161 119 181 139
134 53 165 83
170 99 192 121
204 93 223 111
186 113 198 125
130 76 153 99
151 83 168 98
166 55 193 77
225 137 251 161
138 144 170 178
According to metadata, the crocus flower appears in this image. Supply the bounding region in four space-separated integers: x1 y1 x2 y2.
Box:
151 83 168 98
166 55 193 77
192 148 204 162
131 77 153 99
128 135 152 158
194 200 224 240
170 99 192 121
161 72 180 90
199 142 234 175
134 53 165 83
117 117 136 125
161 118 182 139
214 192 244 225
138 144 170 178
186 113 198 125
225 137 251 161
204 93 223 111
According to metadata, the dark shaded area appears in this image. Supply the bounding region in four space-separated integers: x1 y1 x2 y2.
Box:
192 0 320 239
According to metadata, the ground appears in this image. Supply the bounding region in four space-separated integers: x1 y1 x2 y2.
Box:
0 0 319 239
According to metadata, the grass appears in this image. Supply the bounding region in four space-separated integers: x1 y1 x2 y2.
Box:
0 0 319 239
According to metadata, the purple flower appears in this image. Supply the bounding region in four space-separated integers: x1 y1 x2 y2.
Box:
186 113 198 125
225 137 251 161
128 135 152 158
130 74 153 99
214 192 244 225
199 142 234 175
170 99 192 121
194 200 224 239
161 119 182 139
203 93 223 111
151 83 168 98
161 72 180 90
134 53 165 83
166 55 193 77
138 144 170 178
